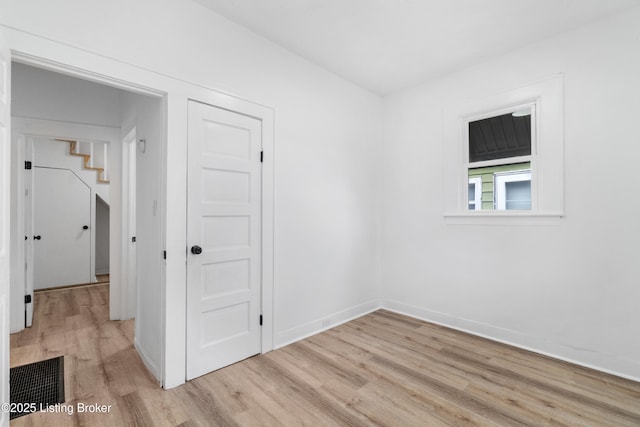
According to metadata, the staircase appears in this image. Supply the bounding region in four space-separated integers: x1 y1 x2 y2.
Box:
55 139 110 184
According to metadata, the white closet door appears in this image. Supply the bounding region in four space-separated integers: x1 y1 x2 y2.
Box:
33 167 91 288
186 100 262 380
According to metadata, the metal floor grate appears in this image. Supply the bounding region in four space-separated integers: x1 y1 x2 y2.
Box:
9 356 65 419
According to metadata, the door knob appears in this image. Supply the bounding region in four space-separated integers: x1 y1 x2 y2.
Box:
191 245 203 255
82 225 89 230
34 235 41 240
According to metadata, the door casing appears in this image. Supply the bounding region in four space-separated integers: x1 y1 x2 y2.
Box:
0 30 12 427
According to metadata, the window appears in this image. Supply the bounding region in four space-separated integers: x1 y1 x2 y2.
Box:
443 74 564 220
466 106 534 211
495 170 531 210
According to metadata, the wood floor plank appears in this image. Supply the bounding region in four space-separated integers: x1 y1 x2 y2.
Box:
10 286 640 426
305 331 492 426
250 355 370 426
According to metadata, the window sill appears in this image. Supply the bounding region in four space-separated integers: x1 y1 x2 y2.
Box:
443 211 564 226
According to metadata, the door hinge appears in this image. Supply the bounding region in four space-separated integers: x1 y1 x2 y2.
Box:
260 151 264 163
24 295 32 304
25 161 32 170
259 314 263 326
132 236 136 243
163 250 167 260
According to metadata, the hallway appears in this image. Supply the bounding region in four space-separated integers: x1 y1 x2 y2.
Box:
9 284 165 426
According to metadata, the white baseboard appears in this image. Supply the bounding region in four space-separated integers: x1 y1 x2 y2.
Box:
134 338 161 383
274 299 381 349
381 299 640 383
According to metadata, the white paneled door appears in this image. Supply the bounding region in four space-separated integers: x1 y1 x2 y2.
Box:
186 101 262 380
33 167 91 289
0 31 11 427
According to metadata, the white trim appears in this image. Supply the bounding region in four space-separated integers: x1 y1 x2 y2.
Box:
134 338 160 383
12 51 165 99
9 132 26 332
442 212 563 227
466 155 532 170
467 176 482 211
23 136 33 327
2 38 15 416
121 128 137 320
260 107 275 356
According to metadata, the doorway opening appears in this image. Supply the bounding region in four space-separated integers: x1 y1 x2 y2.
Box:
9 61 165 382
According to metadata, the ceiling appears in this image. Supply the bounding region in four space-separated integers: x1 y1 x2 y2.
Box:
194 0 639 95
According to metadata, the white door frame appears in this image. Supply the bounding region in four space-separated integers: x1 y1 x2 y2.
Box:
122 127 137 319
9 131 27 331
0 32 11 427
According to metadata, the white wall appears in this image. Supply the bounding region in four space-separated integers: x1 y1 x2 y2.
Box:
1 0 383 387
12 62 121 127
120 92 163 380
381 8 640 380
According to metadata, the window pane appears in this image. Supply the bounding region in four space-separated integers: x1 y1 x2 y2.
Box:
469 111 531 163
493 169 531 210
468 163 529 211
468 183 475 210
505 180 531 210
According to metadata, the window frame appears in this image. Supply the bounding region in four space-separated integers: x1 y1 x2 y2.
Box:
443 74 564 222
464 102 537 212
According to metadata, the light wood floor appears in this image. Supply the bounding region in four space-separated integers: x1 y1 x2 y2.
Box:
10 285 640 426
